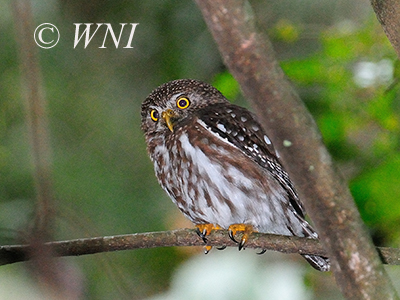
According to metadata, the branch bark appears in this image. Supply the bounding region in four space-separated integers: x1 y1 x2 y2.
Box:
195 0 398 299
371 0 400 58
12 1 73 297
13 0 55 238
1 229 399 267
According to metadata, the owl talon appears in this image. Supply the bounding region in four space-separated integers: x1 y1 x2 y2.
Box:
217 245 227 250
204 245 212 254
257 249 267 255
228 229 239 243
238 235 247 251
196 227 208 243
195 224 221 243
228 224 255 251
201 228 208 242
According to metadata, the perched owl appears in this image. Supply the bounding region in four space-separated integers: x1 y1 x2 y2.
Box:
141 79 330 271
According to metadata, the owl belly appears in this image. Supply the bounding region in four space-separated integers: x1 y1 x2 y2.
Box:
153 131 305 237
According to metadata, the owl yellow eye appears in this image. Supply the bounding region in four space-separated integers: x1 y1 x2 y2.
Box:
176 97 190 109
150 109 159 121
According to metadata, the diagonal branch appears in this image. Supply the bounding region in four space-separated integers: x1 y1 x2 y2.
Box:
371 0 400 58
194 0 399 299
0 229 399 267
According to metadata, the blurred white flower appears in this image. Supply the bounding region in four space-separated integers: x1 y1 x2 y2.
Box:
353 59 393 88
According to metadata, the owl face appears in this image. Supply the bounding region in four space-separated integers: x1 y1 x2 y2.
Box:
141 79 228 137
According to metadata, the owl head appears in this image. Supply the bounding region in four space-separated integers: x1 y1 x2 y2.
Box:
141 79 228 137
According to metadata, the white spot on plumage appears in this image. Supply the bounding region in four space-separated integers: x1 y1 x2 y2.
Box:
252 144 260 153
241 116 247 122
217 123 227 133
197 119 234 149
264 135 272 145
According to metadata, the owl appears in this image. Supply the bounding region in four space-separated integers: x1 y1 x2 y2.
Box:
141 79 330 271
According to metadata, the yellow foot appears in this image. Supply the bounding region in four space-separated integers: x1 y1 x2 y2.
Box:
204 245 212 254
228 224 256 251
204 244 226 254
196 223 221 241
195 224 221 254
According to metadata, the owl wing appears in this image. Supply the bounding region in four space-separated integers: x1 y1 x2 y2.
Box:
195 103 305 218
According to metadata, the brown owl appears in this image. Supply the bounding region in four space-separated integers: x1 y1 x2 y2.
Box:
141 79 330 271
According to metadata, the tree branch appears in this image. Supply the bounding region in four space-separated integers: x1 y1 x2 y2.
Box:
371 0 400 58
1 229 399 267
12 0 55 238
194 1 399 299
12 2 74 297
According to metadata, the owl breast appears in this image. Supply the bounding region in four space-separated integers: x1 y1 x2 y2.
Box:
149 118 307 237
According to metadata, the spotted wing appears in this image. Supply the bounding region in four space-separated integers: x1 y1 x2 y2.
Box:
195 103 305 218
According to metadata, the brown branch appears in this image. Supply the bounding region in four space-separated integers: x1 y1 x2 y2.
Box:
11 1 73 297
194 1 399 299
0 229 399 267
371 0 400 58
12 0 55 239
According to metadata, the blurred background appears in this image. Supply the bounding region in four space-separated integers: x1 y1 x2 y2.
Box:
1 0 400 299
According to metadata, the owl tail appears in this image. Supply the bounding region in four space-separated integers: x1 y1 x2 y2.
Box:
302 254 330 272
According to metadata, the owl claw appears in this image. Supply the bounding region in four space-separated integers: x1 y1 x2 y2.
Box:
195 227 208 243
217 245 227 250
204 245 212 254
238 236 247 251
195 224 221 243
228 229 239 243
257 249 267 255
227 224 255 251
196 224 221 254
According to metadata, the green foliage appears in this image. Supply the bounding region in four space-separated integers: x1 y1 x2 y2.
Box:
351 155 400 242
212 72 240 101
281 17 400 245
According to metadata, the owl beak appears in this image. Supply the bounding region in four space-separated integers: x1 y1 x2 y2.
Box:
162 109 177 132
